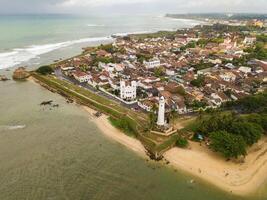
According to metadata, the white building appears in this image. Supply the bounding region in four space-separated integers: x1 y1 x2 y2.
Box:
73 71 91 83
144 58 161 69
157 96 165 126
238 66 252 74
166 68 176 76
120 80 137 101
243 37 256 45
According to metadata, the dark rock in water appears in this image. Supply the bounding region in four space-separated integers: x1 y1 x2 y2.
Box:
40 100 53 106
12 67 30 80
66 99 74 104
94 112 102 118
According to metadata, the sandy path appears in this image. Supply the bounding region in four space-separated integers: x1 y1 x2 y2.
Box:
164 140 267 196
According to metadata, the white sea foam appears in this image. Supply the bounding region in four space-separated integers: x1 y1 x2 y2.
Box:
0 36 113 69
87 24 105 27
112 30 153 37
0 125 26 131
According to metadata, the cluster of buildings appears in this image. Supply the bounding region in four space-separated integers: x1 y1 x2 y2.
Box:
56 24 267 116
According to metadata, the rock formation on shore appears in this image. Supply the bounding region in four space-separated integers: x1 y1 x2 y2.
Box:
12 67 30 80
0 75 9 81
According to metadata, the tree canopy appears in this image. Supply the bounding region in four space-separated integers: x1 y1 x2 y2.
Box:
210 131 247 159
36 65 54 75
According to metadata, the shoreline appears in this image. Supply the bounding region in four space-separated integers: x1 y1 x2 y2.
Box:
29 76 267 197
164 140 267 196
82 106 147 157
82 104 267 196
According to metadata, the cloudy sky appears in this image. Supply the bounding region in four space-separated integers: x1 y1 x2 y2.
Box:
0 0 266 14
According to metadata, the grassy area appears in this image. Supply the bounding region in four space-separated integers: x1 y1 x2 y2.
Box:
108 117 138 138
130 31 176 40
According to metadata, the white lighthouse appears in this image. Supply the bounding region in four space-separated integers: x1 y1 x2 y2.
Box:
157 96 165 126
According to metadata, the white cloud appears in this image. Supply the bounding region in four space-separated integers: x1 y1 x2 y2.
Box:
59 0 154 7
0 0 266 14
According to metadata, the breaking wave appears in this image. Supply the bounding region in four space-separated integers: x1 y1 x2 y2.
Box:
87 24 106 27
0 36 113 69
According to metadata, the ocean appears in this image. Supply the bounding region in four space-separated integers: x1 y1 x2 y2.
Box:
0 14 200 70
0 14 266 200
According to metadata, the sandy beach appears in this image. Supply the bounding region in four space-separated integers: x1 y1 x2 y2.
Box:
164 139 267 196
83 104 267 196
82 106 147 157
82 104 267 196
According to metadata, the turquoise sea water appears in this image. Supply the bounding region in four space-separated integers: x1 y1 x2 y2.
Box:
0 14 267 200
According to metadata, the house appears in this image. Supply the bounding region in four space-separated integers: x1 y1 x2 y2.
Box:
166 68 176 76
243 37 256 45
73 71 91 83
219 72 236 82
143 58 161 69
120 80 137 101
138 99 155 112
96 50 111 57
210 92 230 106
238 66 252 74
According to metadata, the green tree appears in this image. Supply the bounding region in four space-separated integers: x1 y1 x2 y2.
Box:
210 131 247 159
154 67 165 77
176 136 189 148
36 66 54 75
190 75 205 88
245 114 267 132
230 122 263 146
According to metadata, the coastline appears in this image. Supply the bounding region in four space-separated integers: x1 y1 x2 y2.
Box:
164 140 267 196
82 106 147 157
29 75 267 197
82 104 267 196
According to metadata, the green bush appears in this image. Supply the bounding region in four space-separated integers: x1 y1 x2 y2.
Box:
176 137 189 148
36 66 54 75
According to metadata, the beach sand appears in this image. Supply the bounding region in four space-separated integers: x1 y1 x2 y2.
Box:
164 139 267 196
82 106 147 157
83 104 267 196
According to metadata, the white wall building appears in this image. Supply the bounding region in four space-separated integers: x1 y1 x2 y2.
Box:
120 80 137 101
238 66 252 74
243 37 256 45
144 58 161 69
73 71 91 83
157 96 165 126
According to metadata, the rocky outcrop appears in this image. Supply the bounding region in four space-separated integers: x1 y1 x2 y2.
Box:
0 75 9 81
12 67 30 80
